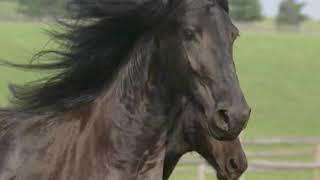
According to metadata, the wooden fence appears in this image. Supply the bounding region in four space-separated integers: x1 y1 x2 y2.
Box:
177 137 320 180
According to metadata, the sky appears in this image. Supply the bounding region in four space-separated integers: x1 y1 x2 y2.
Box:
261 0 320 20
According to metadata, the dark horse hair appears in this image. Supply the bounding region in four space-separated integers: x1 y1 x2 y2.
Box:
2 0 229 114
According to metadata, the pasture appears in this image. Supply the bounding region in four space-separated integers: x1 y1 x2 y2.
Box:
0 21 320 180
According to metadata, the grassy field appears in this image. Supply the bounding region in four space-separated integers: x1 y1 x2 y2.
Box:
0 21 320 180
170 166 314 180
235 30 320 138
0 21 52 107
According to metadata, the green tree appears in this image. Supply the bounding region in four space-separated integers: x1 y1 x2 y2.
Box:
276 0 307 26
17 0 65 18
229 0 262 22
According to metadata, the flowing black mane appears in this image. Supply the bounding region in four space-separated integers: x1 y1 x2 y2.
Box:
2 0 229 114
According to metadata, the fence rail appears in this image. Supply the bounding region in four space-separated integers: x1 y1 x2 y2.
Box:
249 160 320 171
244 137 320 145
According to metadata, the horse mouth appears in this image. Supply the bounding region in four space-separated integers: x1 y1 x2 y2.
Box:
217 172 242 180
215 159 245 180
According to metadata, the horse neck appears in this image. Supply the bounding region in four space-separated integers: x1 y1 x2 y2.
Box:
77 36 176 179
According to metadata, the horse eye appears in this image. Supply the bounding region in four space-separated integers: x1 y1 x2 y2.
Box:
183 29 196 41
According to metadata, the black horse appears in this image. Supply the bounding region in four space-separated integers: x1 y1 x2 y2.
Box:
0 0 250 179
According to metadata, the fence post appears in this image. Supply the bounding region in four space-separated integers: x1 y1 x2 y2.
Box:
315 144 320 180
197 163 206 180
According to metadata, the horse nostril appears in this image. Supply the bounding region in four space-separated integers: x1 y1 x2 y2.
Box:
217 109 230 131
229 158 238 170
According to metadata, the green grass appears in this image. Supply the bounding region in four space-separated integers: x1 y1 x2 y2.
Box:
170 166 313 180
245 171 313 180
235 31 320 138
169 153 315 180
1 21 320 180
0 22 53 106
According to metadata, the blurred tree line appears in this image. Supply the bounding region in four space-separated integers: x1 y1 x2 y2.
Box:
229 0 262 22
0 0 66 18
276 0 307 26
17 0 66 18
229 0 306 26
0 0 308 27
